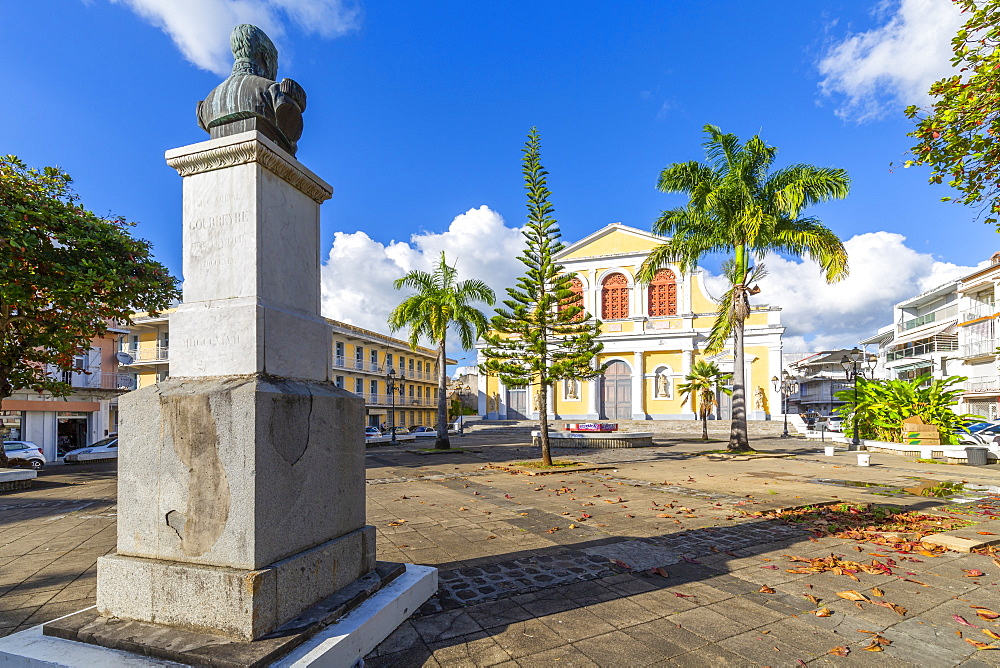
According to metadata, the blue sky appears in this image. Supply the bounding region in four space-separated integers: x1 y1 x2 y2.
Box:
4 0 993 357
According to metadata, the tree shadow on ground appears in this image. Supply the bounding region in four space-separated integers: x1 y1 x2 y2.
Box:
364 493 972 667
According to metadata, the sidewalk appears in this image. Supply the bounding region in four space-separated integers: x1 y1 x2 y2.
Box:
2 437 999 666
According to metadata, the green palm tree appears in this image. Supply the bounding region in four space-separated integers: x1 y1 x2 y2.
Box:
638 124 849 451
677 360 732 441
389 251 495 449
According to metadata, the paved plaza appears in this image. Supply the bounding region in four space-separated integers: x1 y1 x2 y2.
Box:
2 433 1000 666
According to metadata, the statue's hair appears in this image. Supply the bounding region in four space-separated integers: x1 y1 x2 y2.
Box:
230 24 278 79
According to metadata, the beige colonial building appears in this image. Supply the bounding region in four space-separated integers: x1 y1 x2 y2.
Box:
477 224 786 421
121 309 452 429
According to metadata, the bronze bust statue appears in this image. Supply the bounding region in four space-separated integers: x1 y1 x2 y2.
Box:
197 25 306 156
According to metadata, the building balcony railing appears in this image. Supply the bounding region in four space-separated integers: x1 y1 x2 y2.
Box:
966 379 1000 394
960 339 999 359
332 357 436 381
56 372 136 391
120 346 169 364
362 393 438 408
899 304 957 332
960 302 997 324
885 338 958 361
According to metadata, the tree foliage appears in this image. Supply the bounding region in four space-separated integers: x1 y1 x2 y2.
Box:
905 0 1000 228
835 375 981 445
677 360 732 441
0 156 179 465
637 125 849 451
480 128 604 466
389 251 495 450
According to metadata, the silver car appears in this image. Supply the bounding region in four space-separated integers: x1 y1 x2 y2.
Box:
3 441 46 469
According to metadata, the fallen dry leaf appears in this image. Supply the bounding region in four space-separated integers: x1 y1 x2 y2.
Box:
804 594 821 605
862 640 883 652
964 638 992 650
984 629 1000 641
828 646 850 657
837 590 871 603
871 587 884 597
963 569 986 578
651 567 669 578
759 585 775 594
976 531 996 535
814 607 833 617
954 615 980 628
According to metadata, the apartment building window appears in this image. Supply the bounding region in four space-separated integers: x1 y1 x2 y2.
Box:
417 386 423 399
335 342 345 366
370 349 378 369
354 346 364 370
417 361 422 374
408 359 414 374
398 357 405 372
335 375 344 389
408 385 414 398
354 378 364 394
386 353 393 370
370 379 378 401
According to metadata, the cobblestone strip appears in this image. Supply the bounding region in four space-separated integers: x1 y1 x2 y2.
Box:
420 518 807 615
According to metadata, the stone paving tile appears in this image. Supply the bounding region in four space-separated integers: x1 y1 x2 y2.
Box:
487 619 568 660
535 606 617 643
669 606 756 642
512 644 600 667
620 617 710 657
572 629 665 666
427 630 514 667
715 627 813 665
411 608 483 643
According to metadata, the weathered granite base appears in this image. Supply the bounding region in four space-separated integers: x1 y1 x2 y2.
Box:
0 563 438 667
96 525 375 641
531 431 655 448
104 374 369 641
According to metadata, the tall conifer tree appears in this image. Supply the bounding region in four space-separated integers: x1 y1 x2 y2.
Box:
481 128 604 466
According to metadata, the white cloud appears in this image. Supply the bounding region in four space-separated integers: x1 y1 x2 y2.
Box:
722 231 986 350
320 206 525 344
817 0 964 120
110 0 361 75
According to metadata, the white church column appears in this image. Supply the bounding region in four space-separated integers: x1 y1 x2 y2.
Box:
632 351 646 420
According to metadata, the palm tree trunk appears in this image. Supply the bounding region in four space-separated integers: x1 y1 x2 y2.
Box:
701 407 709 440
538 382 552 466
434 338 450 450
728 317 750 451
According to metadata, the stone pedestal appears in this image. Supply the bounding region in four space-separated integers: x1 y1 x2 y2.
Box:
91 131 379 643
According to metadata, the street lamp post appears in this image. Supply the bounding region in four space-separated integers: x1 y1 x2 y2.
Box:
841 347 877 451
458 384 471 435
386 368 406 445
771 372 799 438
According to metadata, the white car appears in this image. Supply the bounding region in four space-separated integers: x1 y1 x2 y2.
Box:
63 436 118 462
3 441 46 469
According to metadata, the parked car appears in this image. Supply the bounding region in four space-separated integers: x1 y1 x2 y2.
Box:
3 441 46 470
365 427 382 436
411 426 437 437
824 417 843 432
63 436 118 462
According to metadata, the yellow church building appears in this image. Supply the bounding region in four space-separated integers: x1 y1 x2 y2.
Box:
477 224 785 421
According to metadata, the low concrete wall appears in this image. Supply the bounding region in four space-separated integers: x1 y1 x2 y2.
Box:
531 431 655 449
0 468 36 492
